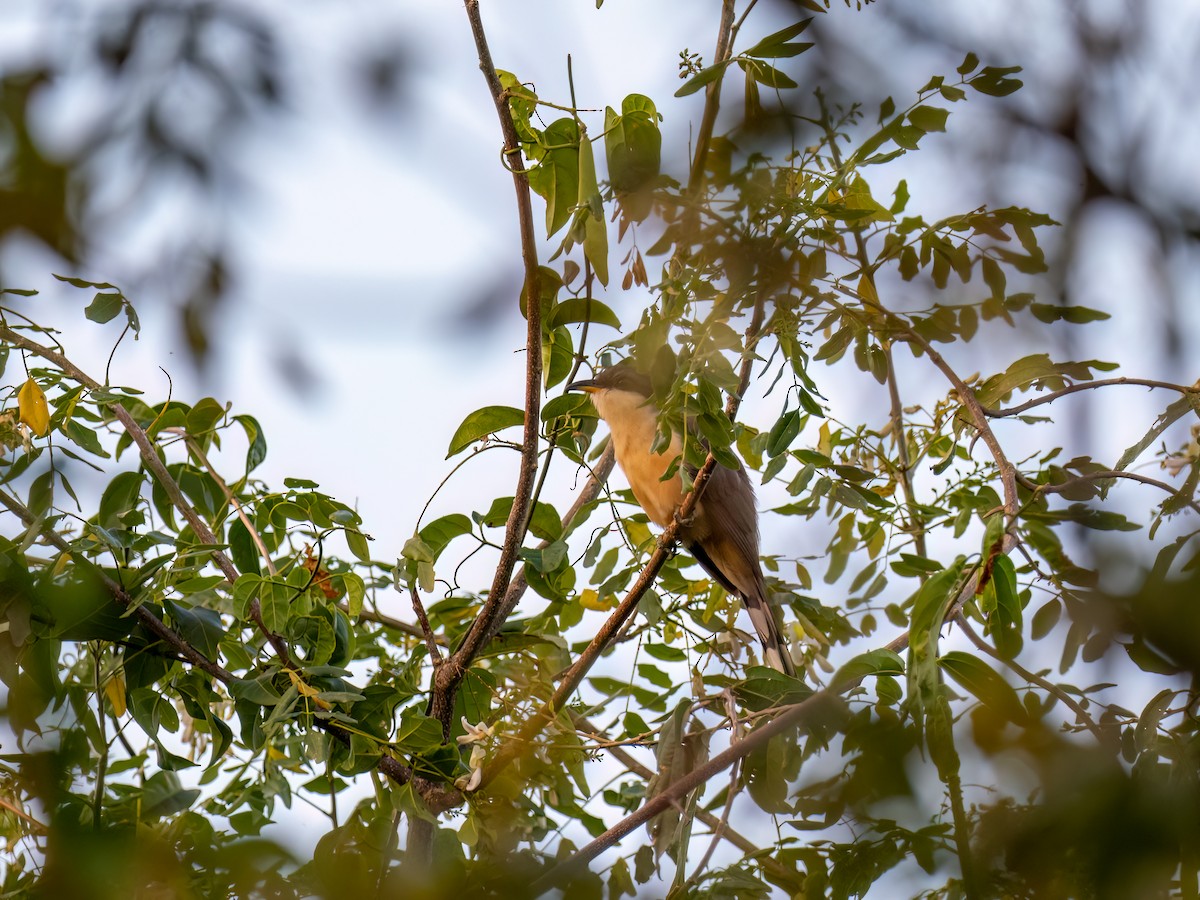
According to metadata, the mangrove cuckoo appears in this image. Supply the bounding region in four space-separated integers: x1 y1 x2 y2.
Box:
568 365 795 676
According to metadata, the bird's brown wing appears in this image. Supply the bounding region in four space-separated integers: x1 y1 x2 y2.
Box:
683 462 796 676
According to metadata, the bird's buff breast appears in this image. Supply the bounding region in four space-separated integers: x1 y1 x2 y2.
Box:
594 389 691 528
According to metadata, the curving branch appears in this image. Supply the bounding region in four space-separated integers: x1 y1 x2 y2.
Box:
1017 469 1200 517
430 0 546 734
688 0 737 195
953 613 1111 747
534 691 847 893
531 563 986 892
571 713 796 880
0 486 235 684
1 325 295 664
981 377 1200 418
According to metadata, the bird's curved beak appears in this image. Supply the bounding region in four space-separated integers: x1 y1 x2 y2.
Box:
566 379 599 393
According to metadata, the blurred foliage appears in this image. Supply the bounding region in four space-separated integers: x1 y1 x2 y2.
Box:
2 1 1200 898
0 0 283 363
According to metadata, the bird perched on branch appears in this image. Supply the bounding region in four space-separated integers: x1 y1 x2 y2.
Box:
568 364 795 676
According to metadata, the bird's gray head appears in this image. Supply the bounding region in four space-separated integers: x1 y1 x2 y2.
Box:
566 363 653 399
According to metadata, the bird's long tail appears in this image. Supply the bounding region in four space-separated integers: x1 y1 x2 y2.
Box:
741 587 796 677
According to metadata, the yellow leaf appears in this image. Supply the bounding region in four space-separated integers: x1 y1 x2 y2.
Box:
103 671 127 717
578 589 613 611
818 421 832 457
286 668 331 709
18 378 49 437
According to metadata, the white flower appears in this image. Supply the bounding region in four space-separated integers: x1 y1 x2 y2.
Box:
455 766 483 793
456 716 495 745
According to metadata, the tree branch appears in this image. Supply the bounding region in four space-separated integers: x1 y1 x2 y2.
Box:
469 295 769 798
688 0 737 195
531 564 989 891
571 714 793 879
953 612 1112 747
432 0 546 733
0 486 235 684
981 377 1200 418
1017 469 1200 517
533 690 847 894
0 325 294 664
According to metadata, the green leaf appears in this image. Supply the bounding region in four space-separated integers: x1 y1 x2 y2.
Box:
906 564 964 713
527 118 580 237
583 209 609 287
230 674 283 706
54 273 116 289
141 771 200 818
738 58 798 90
446 405 525 458
908 105 949 133
522 541 568 573
1030 599 1061 640
477 496 562 541
976 354 1117 406
674 61 730 97
986 555 1023 659
165 599 226 660
550 297 622 330
766 409 801 458
940 650 1026 723
84 292 124 324
1029 302 1110 324
260 579 294 633
225 519 261 576
1134 688 1176 752
62 419 110 458
418 514 473 560
345 527 372 563
831 649 904 689
235 414 268 473
604 94 661 198
99 470 145 530
186 397 227 441
742 18 813 57
343 573 365 620
970 65 1023 96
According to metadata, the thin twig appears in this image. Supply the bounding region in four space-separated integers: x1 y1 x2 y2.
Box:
0 486 235 684
92 647 108 831
0 796 47 833
533 691 846 893
0 325 295 665
408 585 443 664
687 689 742 886
341 602 448 645
1017 469 1200 517
953 613 1111 747
178 430 278 576
882 341 927 556
981 377 1200 418
573 715 793 879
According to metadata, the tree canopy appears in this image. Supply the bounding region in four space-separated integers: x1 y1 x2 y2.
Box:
2 1 1199 898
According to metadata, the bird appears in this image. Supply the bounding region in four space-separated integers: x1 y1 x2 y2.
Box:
568 364 796 676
